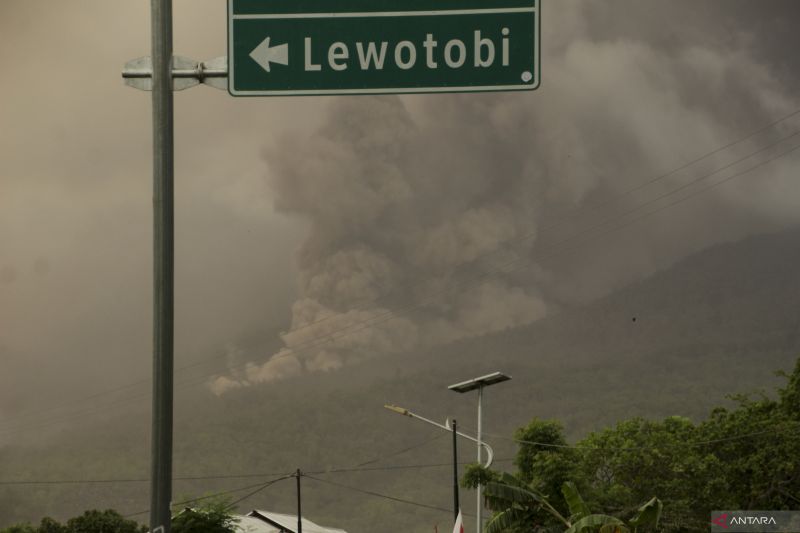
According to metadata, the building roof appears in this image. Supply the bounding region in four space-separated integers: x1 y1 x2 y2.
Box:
234 515 282 533
247 510 348 533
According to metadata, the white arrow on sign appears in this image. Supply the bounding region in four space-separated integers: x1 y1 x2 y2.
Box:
249 37 289 73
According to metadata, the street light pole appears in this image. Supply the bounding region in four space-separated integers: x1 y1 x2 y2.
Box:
448 372 511 533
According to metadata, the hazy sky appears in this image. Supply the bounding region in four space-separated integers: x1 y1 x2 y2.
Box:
0 1 323 424
2 1 800 437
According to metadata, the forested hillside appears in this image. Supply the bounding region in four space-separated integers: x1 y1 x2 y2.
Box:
2 227 799 532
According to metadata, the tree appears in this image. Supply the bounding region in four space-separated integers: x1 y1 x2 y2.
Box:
1 517 66 533
64 510 146 533
698 361 800 511
514 419 579 516
0 525 36 533
0 500 238 533
576 416 724 530
575 358 800 529
171 500 238 533
36 518 65 533
467 357 800 532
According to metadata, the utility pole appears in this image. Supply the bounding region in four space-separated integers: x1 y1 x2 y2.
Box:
296 469 302 533
150 1 174 532
452 419 459 522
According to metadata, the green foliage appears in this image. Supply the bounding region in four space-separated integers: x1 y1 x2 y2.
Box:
478 356 800 532
36 518 65 533
483 473 659 533
779 358 800 416
0 520 59 533
171 500 238 533
0 503 237 533
0 525 37 533
64 510 146 533
0 511 146 533
483 472 568 533
628 498 662 530
573 360 800 530
462 463 501 489
514 419 580 519
575 416 718 529
564 514 627 533
561 482 590 522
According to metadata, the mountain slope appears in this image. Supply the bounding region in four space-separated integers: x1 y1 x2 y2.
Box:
2 226 799 532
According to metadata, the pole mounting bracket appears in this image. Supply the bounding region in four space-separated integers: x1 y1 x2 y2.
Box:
122 56 228 91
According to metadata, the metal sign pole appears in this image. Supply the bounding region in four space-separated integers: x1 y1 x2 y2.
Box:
150 0 175 532
123 5 227 532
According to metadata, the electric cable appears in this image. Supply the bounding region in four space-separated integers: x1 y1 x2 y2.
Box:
303 474 472 517
226 474 295 508
0 434 507 486
123 473 294 518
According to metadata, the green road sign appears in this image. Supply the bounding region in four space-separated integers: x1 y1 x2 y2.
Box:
228 0 540 96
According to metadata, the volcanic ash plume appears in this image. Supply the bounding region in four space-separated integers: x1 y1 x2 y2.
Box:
211 2 799 394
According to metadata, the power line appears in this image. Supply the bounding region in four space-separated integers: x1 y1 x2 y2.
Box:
9 420 798 510
227 474 295 508
352 433 447 467
4 114 800 437
9 417 797 499
0 459 515 487
303 474 472 517
0 472 282 487
0 430 508 487
123 473 294 518
308 458 515 476
125 470 478 521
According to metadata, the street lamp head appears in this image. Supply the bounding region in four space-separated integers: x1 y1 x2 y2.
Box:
384 404 412 417
448 371 511 393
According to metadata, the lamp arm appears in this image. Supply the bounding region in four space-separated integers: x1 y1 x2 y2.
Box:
384 404 494 468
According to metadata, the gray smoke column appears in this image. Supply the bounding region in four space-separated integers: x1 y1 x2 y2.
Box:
210 1 799 394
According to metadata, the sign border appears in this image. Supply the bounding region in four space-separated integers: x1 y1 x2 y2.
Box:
227 0 540 96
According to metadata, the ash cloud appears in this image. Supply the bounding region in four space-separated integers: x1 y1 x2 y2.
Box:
211 1 800 393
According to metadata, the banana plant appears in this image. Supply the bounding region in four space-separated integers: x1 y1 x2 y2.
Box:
484 474 662 533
